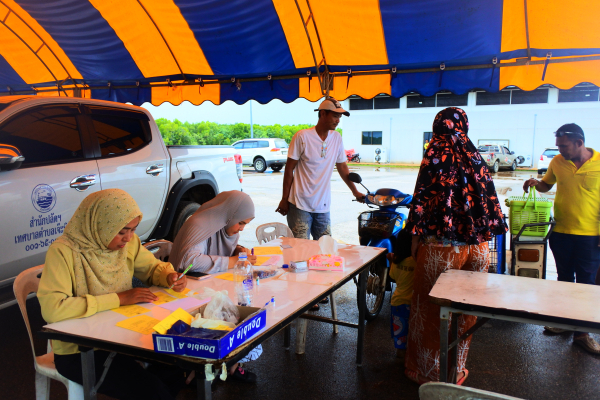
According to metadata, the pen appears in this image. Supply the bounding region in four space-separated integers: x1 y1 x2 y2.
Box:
170 263 193 289
251 248 254 256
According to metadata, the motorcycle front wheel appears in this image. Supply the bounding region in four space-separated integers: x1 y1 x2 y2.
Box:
352 155 360 163
356 258 388 321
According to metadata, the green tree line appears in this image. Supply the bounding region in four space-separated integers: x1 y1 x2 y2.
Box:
156 118 342 146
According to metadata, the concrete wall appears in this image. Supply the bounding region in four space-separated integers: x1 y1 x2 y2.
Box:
341 89 600 168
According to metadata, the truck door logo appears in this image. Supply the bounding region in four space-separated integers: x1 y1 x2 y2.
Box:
31 184 57 213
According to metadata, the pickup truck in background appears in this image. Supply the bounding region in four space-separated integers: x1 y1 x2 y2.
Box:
0 96 242 288
477 144 525 173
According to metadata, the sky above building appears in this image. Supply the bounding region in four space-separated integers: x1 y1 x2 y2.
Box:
142 97 324 127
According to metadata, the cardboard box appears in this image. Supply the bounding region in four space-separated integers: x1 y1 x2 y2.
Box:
152 305 266 359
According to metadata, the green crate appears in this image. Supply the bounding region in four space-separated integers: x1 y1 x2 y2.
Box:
508 188 552 237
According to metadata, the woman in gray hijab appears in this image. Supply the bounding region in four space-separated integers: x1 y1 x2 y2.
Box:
171 190 260 383
170 190 257 273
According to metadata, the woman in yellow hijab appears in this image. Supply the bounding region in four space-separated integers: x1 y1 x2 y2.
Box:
38 189 186 400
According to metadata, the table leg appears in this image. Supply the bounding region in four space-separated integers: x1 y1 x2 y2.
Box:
196 368 211 400
450 312 458 384
296 318 308 354
356 268 368 365
330 293 339 334
439 307 450 383
80 348 97 400
284 324 291 349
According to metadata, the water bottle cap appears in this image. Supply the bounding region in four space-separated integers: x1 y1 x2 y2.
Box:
239 252 247 259
282 264 288 268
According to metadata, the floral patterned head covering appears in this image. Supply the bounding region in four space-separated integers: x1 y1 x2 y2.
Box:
54 189 142 296
405 107 507 244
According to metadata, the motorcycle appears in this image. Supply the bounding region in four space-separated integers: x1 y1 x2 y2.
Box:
349 172 412 320
345 149 361 163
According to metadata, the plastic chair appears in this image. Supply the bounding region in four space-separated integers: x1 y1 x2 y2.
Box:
254 223 339 354
143 239 173 262
419 382 524 400
255 222 294 244
13 265 84 400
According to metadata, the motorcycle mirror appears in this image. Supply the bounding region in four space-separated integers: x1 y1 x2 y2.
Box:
348 172 362 183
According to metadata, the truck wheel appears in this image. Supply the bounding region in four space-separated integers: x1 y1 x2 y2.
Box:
491 160 499 173
254 157 267 173
510 160 517 171
271 165 282 172
169 201 200 240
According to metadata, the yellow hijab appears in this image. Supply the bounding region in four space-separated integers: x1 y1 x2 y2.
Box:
54 189 143 297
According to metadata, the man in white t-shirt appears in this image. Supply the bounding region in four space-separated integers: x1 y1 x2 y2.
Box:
276 97 364 240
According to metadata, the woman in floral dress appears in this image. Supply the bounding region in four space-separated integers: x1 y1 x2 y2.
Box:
404 107 507 385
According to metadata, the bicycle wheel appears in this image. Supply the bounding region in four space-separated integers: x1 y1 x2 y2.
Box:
356 259 388 321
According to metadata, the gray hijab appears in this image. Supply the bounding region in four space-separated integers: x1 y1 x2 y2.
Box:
170 191 255 272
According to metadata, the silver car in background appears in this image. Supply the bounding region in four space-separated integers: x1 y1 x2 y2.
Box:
538 147 559 175
477 144 524 173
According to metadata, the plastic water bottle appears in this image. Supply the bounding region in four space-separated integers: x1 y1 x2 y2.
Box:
234 252 253 306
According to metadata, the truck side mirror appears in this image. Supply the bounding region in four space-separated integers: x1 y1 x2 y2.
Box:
0 144 25 171
510 151 515 155
348 172 362 183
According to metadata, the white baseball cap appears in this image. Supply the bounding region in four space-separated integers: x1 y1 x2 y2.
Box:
315 97 350 117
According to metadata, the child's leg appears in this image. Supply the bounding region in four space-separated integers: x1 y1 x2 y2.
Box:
391 304 410 351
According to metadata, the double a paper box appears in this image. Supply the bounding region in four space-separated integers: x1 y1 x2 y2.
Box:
152 305 266 359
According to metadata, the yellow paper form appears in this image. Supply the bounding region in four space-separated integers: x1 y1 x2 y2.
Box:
112 305 149 317
253 256 271 266
164 288 191 299
116 315 161 335
253 246 283 255
153 291 177 305
153 308 193 335
215 272 236 281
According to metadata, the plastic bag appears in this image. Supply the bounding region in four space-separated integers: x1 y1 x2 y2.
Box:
202 288 240 324
191 314 235 330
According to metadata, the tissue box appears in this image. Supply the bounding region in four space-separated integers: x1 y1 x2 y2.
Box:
152 305 266 359
308 254 344 271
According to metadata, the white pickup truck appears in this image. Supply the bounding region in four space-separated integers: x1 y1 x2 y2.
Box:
0 96 242 288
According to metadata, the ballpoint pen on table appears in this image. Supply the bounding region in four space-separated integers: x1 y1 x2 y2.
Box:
169 263 193 289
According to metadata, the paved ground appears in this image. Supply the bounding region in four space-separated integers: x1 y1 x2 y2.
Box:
4 166 599 400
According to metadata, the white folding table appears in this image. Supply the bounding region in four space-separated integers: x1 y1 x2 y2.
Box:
41 237 386 400
429 270 600 384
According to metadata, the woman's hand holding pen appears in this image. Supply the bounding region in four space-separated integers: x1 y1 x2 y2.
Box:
166 272 187 292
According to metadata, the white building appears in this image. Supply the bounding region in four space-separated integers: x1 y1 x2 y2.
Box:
341 85 600 168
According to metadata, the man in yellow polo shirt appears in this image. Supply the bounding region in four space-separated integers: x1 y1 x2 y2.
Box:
523 123 600 355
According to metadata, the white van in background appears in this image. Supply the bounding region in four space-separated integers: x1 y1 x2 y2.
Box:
232 138 288 172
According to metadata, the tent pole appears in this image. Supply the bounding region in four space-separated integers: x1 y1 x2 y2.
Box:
524 0 532 60
293 0 327 97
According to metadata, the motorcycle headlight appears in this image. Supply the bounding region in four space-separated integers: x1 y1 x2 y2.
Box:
368 194 404 206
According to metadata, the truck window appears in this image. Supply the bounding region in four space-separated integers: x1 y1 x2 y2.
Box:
90 114 151 157
503 147 511 154
0 105 84 166
243 141 257 149
258 140 269 148
233 142 243 149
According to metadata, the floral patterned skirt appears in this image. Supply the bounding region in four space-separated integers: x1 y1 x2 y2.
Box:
405 242 489 382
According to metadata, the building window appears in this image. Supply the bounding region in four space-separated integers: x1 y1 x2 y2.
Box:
362 131 383 145
510 88 548 104
349 98 373 110
436 93 468 107
407 94 435 108
407 92 467 108
476 91 511 105
558 86 600 103
374 96 400 109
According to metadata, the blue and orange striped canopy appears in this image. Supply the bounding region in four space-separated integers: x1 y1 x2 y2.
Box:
0 0 599 106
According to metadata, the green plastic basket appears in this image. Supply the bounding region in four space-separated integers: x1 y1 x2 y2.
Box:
508 187 552 237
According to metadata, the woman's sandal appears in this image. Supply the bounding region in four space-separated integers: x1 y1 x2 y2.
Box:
405 369 431 385
456 369 469 386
